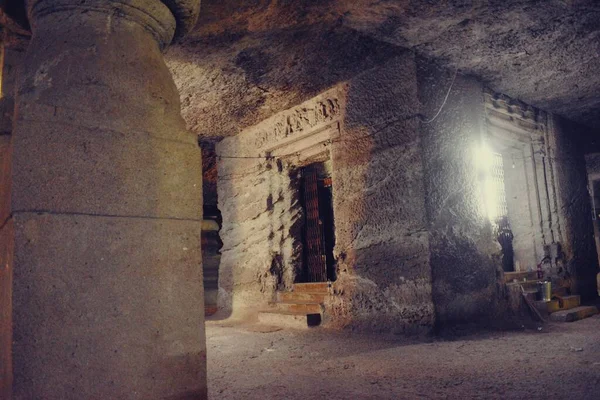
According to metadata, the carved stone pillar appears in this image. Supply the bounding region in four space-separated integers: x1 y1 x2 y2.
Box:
9 1 205 398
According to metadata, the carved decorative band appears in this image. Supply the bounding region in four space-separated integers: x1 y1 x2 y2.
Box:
28 0 176 48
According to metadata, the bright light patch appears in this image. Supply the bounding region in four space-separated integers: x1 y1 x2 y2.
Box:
474 144 508 224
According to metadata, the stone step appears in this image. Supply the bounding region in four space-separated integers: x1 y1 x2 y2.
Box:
269 301 323 314
549 305 599 322
504 271 538 284
533 296 580 315
278 291 327 303
546 295 581 313
293 282 330 293
257 311 321 329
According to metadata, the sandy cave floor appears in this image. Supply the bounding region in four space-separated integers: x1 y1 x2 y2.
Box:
206 315 600 400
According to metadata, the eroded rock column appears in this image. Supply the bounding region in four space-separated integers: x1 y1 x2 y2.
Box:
10 1 205 398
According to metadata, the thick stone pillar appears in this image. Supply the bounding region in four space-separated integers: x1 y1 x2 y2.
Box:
9 1 205 398
417 58 502 329
0 29 28 400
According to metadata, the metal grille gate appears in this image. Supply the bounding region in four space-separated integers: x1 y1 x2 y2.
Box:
302 166 327 282
490 152 509 222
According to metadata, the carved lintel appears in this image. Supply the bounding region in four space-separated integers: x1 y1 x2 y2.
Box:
484 88 547 142
254 98 342 149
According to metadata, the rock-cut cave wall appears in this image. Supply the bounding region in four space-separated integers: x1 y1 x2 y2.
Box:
214 52 598 332
217 53 435 332
416 59 504 328
548 117 599 299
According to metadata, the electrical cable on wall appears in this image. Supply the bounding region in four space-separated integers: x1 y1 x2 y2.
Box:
214 67 587 166
421 68 459 124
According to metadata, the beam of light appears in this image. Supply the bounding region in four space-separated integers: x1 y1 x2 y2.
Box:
474 143 504 224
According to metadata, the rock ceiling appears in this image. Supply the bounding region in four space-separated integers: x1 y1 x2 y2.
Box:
2 1 599 139
168 0 599 139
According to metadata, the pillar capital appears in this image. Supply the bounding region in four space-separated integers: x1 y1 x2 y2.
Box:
27 0 177 49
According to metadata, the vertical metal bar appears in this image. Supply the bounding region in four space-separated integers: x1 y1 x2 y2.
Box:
302 167 327 282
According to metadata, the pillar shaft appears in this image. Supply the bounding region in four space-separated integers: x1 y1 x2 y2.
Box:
1 30 28 400
9 1 205 398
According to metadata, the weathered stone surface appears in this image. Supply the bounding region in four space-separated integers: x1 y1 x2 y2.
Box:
8 0 207 398
548 116 599 299
0 219 13 400
0 33 26 400
12 213 205 399
165 0 600 141
217 55 435 333
417 58 504 328
503 148 539 271
585 153 600 270
257 310 317 329
161 0 201 38
343 0 600 127
0 136 10 225
325 55 433 334
12 122 202 220
216 154 302 317
168 22 404 139
549 305 598 322
4 0 200 44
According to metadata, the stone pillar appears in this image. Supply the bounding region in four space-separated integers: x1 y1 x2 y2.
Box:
417 58 502 329
0 29 28 400
9 1 205 398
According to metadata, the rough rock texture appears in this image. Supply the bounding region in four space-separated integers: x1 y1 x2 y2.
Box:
167 23 404 139
585 153 600 268
205 317 600 400
344 0 600 127
548 116 599 299
0 33 26 400
217 55 435 333
502 151 538 271
483 93 561 277
417 59 504 328
7 1 206 398
216 50 598 332
215 89 337 316
1 0 200 41
587 154 600 177
165 0 600 140
327 55 433 334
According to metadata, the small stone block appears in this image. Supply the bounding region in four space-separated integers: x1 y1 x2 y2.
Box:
550 306 599 322
547 295 580 313
293 282 330 293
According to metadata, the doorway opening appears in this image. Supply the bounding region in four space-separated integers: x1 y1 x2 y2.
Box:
489 151 515 272
298 161 336 283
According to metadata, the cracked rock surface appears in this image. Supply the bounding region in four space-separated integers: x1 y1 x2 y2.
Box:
167 0 600 139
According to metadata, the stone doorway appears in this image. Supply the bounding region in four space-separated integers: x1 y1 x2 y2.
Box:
298 161 336 283
488 151 515 272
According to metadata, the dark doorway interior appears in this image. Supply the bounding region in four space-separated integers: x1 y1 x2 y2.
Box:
490 151 515 272
299 162 336 282
496 216 515 272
